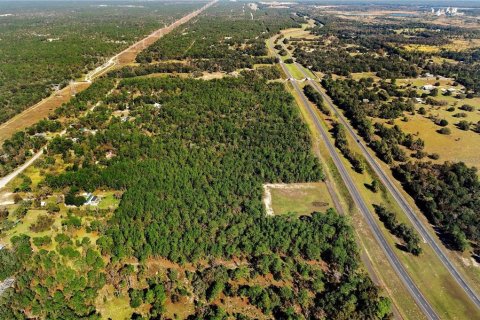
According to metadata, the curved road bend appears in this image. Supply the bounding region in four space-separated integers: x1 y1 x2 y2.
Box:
295 61 480 310
270 43 439 318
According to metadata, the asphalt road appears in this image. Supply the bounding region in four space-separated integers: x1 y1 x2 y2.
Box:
295 61 480 311
0 149 44 190
269 38 439 318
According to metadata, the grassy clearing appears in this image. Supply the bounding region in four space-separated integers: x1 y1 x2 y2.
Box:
1 209 56 244
267 182 333 216
97 191 121 210
163 296 195 319
351 72 381 81
387 78 480 167
96 285 135 320
395 113 480 168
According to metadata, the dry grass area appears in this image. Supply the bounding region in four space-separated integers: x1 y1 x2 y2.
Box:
351 72 381 81
96 285 138 320
280 19 317 39
264 182 334 216
0 82 90 144
395 77 480 167
395 114 480 168
403 38 480 53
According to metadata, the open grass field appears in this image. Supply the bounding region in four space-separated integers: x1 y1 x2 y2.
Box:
284 63 304 80
265 182 334 216
1 209 57 246
395 113 480 168
96 285 136 320
396 77 480 168
351 72 381 81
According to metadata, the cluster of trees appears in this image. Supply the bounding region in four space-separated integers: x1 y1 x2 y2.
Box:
0 235 32 281
394 161 479 252
40 76 389 317
0 131 46 177
373 123 426 164
107 63 197 78
129 281 167 317
321 77 427 165
0 1 201 124
374 205 422 255
254 66 282 80
312 19 453 49
55 78 116 118
303 84 330 115
333 123 365 173
295 48 419 78
440 48 480 64
108 61 282 79
124 246 391 319
321 77 375 142
1 233 106 319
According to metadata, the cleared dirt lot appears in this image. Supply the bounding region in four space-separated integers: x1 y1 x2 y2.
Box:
263 182 334 216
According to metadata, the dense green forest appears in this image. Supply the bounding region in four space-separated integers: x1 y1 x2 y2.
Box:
0 74 390 318
0 1 204 124
394 161 480 252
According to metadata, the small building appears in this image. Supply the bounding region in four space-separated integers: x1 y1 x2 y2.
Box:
105 150 116 159
40 201 46 207
84 193 100 206
362 98 370 103
421 84 435 91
